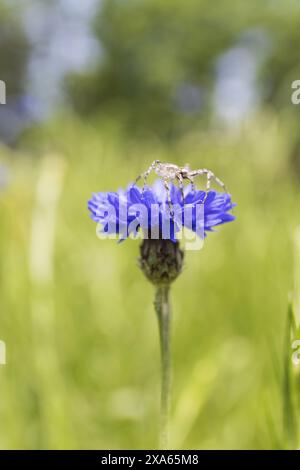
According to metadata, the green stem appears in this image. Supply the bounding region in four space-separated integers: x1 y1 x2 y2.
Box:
154 284 171 449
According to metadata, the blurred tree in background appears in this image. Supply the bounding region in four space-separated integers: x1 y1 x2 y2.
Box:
0 1 31 143
0 2 29 97
65 0 300 139
66 0 252 137
1 0 300 142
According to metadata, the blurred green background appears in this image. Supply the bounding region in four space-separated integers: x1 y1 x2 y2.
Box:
1 0 300 450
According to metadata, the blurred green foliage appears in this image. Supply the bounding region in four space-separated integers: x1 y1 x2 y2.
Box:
1 108 300 448
0 0 300 451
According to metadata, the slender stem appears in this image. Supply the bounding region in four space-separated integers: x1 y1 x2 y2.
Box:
154 284 171 449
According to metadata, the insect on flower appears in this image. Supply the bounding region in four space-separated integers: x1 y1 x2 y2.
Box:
134 160 227 215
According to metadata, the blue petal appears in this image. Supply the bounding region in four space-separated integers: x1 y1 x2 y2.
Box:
87 179 236 242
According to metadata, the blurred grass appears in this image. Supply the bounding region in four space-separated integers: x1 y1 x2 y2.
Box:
0 110 300 449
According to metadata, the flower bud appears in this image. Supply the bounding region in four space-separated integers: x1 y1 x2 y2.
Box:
139 239 184 286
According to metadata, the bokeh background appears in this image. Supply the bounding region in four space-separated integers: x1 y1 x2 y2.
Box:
1 0 300 450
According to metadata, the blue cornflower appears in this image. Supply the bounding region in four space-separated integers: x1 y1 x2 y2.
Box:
88 177 236 445
88 180 235 242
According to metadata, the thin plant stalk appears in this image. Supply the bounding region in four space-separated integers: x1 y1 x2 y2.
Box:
154 285 171 449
